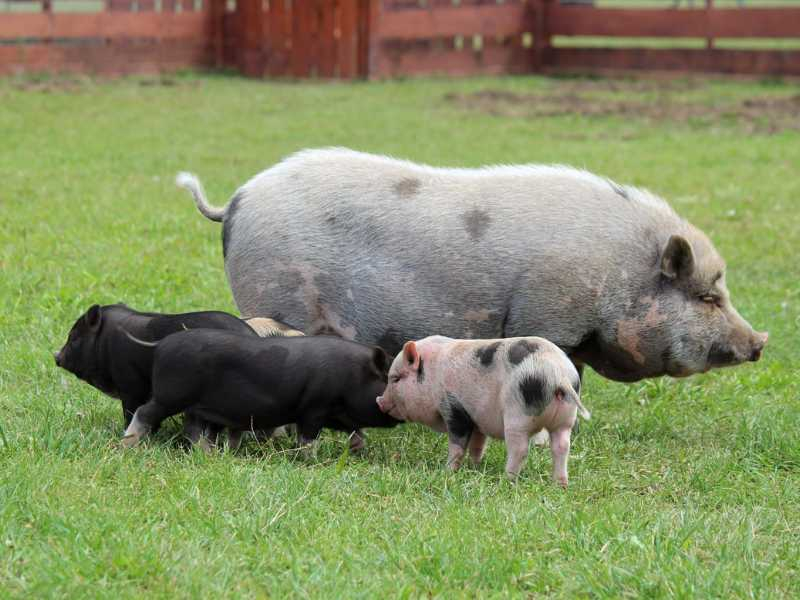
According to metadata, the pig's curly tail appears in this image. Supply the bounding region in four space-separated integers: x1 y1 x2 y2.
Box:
176 172 226 222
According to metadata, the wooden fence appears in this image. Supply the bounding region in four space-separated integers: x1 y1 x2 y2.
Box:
1 0 799 78
0 1 219 76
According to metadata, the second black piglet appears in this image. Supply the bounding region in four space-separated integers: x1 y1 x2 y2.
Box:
122 329 401 450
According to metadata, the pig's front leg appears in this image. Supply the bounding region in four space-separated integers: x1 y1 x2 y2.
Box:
549 427 572 487
348 430 365 452
227 429 244 452
441 394 474 471
121 396 143 430
122 400 170 448
467 430 487 465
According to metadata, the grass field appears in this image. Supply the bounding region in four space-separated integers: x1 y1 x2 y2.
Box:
1 72 799 597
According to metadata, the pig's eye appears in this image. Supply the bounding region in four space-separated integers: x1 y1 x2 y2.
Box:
390 374 403 383
699 294 721 306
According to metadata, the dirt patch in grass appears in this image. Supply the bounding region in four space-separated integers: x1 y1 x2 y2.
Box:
445 80 800 134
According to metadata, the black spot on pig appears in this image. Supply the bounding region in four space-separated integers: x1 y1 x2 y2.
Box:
394 177 421 198
222 190 245 259
377 327 404 356
442 392 474 442
475 341 502 367
519 375 547 415
274 270 304 296
508 340 540 365
461 208 492 241
417 358 425 382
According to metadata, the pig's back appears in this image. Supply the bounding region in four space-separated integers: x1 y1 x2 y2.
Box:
223 149 688 350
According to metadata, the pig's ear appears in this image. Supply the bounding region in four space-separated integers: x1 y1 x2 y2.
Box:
85 304 103 330
370 346 391 377
660 235 695 280
402 341 420 371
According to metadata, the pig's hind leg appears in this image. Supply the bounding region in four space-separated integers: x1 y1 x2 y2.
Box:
467 430 487 465
549 427 572 488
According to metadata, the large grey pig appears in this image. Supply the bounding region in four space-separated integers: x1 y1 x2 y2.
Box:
376 336 590 485
177 148 767 382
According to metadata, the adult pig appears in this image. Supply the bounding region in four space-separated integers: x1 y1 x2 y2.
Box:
376 336 590 485
178 149 767 382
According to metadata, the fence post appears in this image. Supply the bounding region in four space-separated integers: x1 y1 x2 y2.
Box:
705 0 714 50
238 0 264 77
363 0 381 80
533 0 552 72
42 0 52 47
210 0 225 69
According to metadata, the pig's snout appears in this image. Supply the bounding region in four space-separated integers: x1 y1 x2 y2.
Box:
376 395 390 413
749 331 768 362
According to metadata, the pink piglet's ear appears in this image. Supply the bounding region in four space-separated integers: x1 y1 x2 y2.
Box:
402 341 420 371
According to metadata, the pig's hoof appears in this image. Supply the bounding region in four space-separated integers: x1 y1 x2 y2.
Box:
555 477 569 488
121 434 140 449
196 438 214 453
350 433 366 452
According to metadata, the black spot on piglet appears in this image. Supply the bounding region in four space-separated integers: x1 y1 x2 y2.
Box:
519 375 548 415
442 391 474 442
508 340 540 365
475 341 502 367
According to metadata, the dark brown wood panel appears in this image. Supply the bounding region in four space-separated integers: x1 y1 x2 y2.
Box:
547 47 800 76
376 4 533 40
548 7 800 39
0 12 211 40
0 40 210 75
374 37 533 78
548 8 707 38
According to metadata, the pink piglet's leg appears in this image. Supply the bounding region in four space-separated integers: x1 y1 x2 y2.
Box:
549 427 572 487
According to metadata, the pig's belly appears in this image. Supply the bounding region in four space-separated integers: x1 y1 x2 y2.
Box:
461 394 506 439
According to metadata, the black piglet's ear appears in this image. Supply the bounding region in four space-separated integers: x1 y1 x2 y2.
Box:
85 304 102 330
373 346 390 371
371 346 391 376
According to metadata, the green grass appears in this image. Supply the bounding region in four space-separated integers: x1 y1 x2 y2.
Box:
1 72 799 598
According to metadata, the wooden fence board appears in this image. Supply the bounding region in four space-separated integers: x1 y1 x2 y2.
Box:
548 8 707 38
265 0 290 77
376 4 533 40
291 0 312 77
375 37 533 78
318 0 337 77
0 12 211 41
547 47 800 76
711 9 800 39
0 40 209 75
338 0 358 78
547 7 800 39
